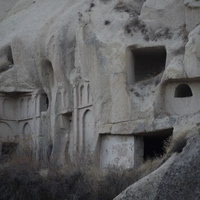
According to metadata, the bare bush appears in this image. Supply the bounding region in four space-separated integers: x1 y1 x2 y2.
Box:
0 131 190 200
164 131 189 157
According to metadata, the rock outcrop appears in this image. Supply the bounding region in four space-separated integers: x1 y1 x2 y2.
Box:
115 129 200 200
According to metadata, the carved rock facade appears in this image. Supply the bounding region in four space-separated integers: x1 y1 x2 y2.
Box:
0 0 200 168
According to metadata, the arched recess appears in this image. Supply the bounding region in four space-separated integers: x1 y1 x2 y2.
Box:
40 93 49 112
83 109 95 152
3 99 14 119
174 84 193 98
87 84 90 104
0 122 12 137
40 60 54 88
80 85 84 106
23 123 31 135
27 98 32 117
20 99 26 118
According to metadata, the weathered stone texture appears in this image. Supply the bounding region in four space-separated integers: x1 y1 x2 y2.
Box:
0 0 200 171
114 130 200 200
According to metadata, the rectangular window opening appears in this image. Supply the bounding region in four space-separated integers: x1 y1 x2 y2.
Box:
127 46 166 84
142 128 173 161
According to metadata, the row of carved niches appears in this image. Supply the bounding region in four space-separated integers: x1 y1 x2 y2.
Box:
0 93 48 120
0 121 32 139
75 81 95 154
78 82 92 107
164 82 200 115
0 122 32 157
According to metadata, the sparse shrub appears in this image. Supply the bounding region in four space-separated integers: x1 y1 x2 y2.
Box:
124 16 145 34
86 3 95 12
114 3 137 15
143 33 150 41
124 16 174 41
90 3 95 8
125 24 132 34
162 27 173 39
115 3 174 40
0 154 159 200
114 3 131 13
177 24 188 42
104 20 111 25
97 166 140 200
0 131 190 200
0 158 43 200
137 156 165 178
164 131 188 156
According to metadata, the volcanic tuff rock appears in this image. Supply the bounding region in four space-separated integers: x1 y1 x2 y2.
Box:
114 129 200 200
0 1 200 194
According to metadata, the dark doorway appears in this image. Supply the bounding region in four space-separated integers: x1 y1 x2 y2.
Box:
143 129 173 161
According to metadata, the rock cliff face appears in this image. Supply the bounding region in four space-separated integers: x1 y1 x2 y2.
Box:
114 129 200 200
0 0 200 171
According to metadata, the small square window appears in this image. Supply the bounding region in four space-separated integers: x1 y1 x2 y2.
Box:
127 46 166 84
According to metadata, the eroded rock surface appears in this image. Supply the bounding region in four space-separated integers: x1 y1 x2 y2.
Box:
115 130 200 200
0 0 200 172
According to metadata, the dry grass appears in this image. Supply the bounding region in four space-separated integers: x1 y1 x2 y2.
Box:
0 131 190 200
136 131 189 180
0 155 138 200
0 154 161 200
164 131 188 156
124 16 173 41
137 156 165 178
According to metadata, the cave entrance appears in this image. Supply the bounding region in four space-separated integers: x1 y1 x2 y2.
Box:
143 128 173 161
